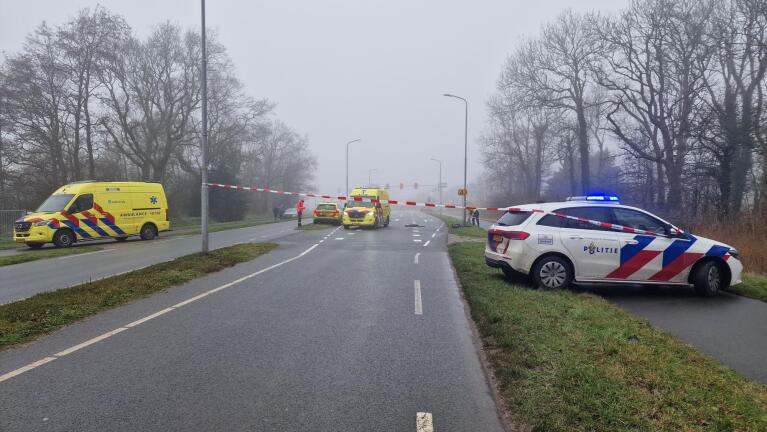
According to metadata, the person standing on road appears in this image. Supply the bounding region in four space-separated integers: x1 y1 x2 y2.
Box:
471 208 480 227
296 199 305 227
272 205 280 221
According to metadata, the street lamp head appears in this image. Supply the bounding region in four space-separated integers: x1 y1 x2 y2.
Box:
347 138 361 145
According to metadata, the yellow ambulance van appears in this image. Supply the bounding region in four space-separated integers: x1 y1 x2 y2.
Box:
13 181 170 248
342 188 391 229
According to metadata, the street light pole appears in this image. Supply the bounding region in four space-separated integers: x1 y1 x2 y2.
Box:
200 0 209 253
443 93 468 225
430 158 442 213
368 169 377 187
345 139 361 197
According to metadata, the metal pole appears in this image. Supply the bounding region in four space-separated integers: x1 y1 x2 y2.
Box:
443 94 468 225
200 0 209 253
430 158 442 214
345 139 361 196
368 169 377 186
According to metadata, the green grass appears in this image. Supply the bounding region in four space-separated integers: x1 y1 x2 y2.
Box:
0 242 277 349
296 221 334 230
0 238 21 250
431 213 486 238
172 214 278 234
449 241 767 432
731 274 767 302
0 245 103 267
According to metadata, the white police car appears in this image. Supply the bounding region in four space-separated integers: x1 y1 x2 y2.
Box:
484 195 743 296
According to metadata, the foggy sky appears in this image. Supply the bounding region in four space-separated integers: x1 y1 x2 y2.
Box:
1 0 628 203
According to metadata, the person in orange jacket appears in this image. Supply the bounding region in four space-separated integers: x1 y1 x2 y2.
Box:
296 199 305 227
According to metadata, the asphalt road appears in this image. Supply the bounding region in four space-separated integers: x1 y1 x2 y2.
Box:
0 210 506 432
0 221 298 304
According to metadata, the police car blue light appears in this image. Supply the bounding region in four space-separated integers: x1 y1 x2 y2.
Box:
566 195 621 202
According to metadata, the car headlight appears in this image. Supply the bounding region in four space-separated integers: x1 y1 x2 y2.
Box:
729 249 741 260
35 220 50 227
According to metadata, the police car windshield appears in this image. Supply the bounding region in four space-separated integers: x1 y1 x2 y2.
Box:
36 194 74 213
346 200 375 208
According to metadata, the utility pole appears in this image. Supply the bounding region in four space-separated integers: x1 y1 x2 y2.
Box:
368 169 377 187
443 94 468 225
200 0 209 253
430 158 442 214
345 138 361 197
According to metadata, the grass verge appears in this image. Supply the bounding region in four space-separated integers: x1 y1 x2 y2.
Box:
0 245 103 267
449 241 767 431
430 213 486 238
0 238 21 251
730 273 767 302
0 242 277 349
172 214 278 234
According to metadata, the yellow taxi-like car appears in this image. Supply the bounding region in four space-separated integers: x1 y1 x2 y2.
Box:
312 202 343 225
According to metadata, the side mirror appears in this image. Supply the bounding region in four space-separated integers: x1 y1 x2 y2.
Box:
667 226 681 237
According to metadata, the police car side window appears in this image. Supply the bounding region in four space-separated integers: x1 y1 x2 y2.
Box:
612 208 667 235
558 207 614 231
537 214 561 228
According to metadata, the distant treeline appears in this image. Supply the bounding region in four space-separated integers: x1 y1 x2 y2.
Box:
0 6 316 221
482 0 767 220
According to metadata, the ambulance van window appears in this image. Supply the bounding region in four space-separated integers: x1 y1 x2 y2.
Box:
68 194 93 213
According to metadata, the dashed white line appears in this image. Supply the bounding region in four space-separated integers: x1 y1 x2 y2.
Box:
414 253 420 264
0 243 320 384
412 234 421 237
413 239 422 243
416 412 433 432
431 233 436 238
423 240 431 247
335 238 345 240
414 280 422 315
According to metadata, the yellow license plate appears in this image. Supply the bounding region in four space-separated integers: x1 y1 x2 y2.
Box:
493 235 503 242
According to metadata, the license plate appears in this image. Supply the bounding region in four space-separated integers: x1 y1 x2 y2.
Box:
493 235 503 242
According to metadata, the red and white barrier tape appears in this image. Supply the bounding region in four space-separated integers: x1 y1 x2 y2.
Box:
203 182 669 237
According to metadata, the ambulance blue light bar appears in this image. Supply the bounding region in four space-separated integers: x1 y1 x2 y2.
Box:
567 195 621 203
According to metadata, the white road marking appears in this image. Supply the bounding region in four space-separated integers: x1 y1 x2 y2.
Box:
57 248 116 260
423 240 431 247
414 253 420 264
416 412 433 432
335 238 345 240
412 234 421 237
431 233 436 238
0 243 320 384
413 239 422 243
414 280 422 315
0 357 57 383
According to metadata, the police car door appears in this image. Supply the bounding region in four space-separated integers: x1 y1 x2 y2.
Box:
558 207 620 279
609 208 678 282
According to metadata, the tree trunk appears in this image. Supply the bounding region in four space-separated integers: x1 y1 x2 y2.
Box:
576 103 590 193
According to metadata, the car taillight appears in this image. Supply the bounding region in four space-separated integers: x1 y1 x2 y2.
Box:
489 229 529 240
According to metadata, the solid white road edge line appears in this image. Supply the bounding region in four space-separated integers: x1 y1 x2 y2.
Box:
0 243 320 384
416 412 433 432
414 280 422 315
56 248 117 260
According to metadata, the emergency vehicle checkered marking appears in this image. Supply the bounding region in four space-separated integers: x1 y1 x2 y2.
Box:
204 183 665 238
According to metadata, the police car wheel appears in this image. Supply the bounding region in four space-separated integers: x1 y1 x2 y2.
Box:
140 224 157 241
53 230 75 248
693 261 723 297
532 256 572 290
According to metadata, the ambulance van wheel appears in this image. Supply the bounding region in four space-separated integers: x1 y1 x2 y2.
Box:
531 255 573 290
53 229 76 248
140 223 157 240
692 260 724 297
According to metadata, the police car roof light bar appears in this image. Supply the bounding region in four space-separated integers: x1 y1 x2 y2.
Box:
567 195 620 203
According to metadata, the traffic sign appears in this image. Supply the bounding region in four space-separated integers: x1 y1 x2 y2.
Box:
458 188 468 197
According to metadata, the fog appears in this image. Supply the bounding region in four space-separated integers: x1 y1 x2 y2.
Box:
0 0 627 202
